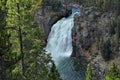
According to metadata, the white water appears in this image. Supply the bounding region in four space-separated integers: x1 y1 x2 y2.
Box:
46 12 85 80
46 14 75 65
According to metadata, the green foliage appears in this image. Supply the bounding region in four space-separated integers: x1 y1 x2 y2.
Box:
80 0 120 13
22 22 51 80
85 64 92 80
0 0 61 80
48 61 62 80
104 62 120 80
0 0 19 79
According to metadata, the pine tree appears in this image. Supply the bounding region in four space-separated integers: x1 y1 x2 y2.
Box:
0 1 9 79
6 0 41 77
48 61 62 80
6 0 26 76
0 0 17 79
0 0 21 79
1 0 63 79
6 0 61 79
104 62 120 80
85 64 92 80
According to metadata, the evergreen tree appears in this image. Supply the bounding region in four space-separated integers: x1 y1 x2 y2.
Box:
48 61 62 80
104 62 120 80
0 1 9 79
85 64 92 80
0 0 14 79
0 0 21 79
4 0 62 79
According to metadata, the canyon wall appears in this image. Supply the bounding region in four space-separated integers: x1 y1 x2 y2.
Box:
72 7 120 80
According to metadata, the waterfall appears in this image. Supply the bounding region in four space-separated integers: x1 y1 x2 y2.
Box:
46 14 74 64
46 9 85 80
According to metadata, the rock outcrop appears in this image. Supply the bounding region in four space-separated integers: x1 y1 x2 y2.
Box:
34 5 71 36
72 7 120 80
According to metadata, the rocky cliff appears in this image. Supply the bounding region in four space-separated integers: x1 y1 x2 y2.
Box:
34 3 71 36
72 7 120 80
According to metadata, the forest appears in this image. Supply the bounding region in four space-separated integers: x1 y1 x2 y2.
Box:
0 0 120 80
0 0 61 80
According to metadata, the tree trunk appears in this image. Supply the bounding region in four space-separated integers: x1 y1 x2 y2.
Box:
17 3 25 77
19 27 25 76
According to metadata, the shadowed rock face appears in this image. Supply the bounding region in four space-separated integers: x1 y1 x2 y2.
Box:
34 1 80 36
34 5 72 36
72 7 109 57
71 7 117 80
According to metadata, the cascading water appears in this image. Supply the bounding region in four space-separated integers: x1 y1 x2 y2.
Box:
46 8 85 80
46 14 74 64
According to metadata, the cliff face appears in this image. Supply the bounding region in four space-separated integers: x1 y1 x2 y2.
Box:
72 7 120 80
34 4 71 36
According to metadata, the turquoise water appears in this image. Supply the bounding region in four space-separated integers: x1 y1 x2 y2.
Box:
57 57 86 80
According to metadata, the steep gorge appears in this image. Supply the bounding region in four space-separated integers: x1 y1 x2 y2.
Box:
35 1 120 80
